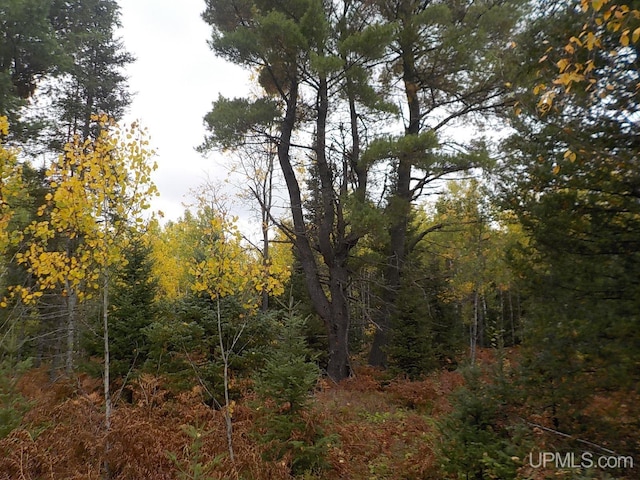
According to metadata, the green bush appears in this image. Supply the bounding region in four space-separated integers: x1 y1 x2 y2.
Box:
0 357 33 438
436 365 528 480
166 424 223 480
252 307 334 476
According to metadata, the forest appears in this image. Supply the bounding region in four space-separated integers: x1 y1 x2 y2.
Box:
0 0 638 479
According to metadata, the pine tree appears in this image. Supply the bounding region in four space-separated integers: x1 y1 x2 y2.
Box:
367 0 527 367
47 0 133 145
201 0 393 381
0 0 60 141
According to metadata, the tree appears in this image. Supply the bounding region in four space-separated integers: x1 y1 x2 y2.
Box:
537 0 640 113
253 304 329 475
499 0 640 442
149 213 203 301
201 0 393 381
103 233 158 378
433 181 519 362
0 0 60 129
0 118 51 368
7 116 157 477
365 0 527 366
222 143 279 312
0 116 23 261
1 0 132 150
384 181 523 377
190 205 288 462
46 0 133 146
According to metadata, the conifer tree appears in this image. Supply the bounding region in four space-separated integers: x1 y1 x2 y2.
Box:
105 234 158 378
366 0 527 367
253 305 328 475
201 0 393 381
500 0 640 439
47 0 133 146
0 0 60 131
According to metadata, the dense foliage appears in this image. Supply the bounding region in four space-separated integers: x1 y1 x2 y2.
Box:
0 0 638 478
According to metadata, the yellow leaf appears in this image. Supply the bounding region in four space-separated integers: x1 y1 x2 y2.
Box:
564 150 577 162
592 0 605 12
533 83 546 95
569 36 583 47
585 31 600 50
553 164 561 175
620 30 630 47
633 27 640 43
556 58 570 73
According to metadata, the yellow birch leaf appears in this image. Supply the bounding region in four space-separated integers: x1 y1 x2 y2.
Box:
620 30 630 46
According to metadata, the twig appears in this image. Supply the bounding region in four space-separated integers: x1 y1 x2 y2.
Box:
182 347 222 410
521 418 618 455
113 350 139 405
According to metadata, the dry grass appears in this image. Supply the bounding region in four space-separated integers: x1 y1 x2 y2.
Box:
0 363 457 480
2 349 637 479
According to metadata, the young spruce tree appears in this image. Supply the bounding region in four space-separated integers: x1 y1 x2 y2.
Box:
253 305 331 475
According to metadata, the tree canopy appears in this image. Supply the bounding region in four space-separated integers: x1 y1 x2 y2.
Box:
0 1 639 478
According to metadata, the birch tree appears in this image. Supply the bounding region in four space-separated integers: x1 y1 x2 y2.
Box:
8 116 157 475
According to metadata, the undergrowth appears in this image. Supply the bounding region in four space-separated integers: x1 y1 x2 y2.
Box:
0 349 637 479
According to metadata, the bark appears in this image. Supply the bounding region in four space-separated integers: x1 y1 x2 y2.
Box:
369 10 420 367
65 284 77 375
217 294 235 462
276 76 353 382
261 201 270 312
103 269 112 479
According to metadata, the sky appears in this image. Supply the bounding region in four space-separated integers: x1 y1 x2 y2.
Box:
118 0 251 222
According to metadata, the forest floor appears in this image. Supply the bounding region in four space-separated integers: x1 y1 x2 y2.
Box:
0 348 636 479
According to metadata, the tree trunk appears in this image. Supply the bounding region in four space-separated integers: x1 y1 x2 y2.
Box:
471 290 479 364
261 221 270 312
65 285 77 375
217 294 235 462
326 262 352 381
369 16 420 367
103 270 112 479
276 77 352 382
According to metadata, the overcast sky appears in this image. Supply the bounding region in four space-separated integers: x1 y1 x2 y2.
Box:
119 0 251 222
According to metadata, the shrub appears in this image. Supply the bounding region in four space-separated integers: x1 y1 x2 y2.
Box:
436 365 528 480
0 357 33 438
252 307 334 476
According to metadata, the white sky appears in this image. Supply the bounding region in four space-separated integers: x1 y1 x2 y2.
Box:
117 0 483 229
119 0 251 222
